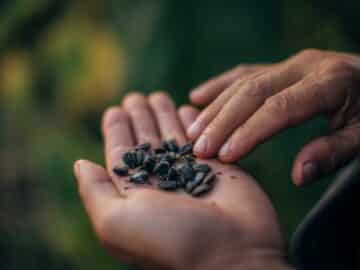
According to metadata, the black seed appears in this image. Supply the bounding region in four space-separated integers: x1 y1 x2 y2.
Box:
113 166 129 176
154 161 170 177
123 151 138 169
158 181 177 190
163 139 179 153
136 150 145 166
130 170 149 184
191 184 211 196
142 154 156 172
183 155 195 164
185 172 205 192
203 172 216 186
161 152 176 164
154 147 166 154
180 164 196 183
167 167 178 181
179 143 193 156
193 163 210 174
135 142 151 151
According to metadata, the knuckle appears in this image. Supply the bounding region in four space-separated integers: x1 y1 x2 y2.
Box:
296 48 323 60
322 58 357 79
264 94 292 117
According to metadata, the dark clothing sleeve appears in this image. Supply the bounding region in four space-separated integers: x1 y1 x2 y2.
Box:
291 156 360 270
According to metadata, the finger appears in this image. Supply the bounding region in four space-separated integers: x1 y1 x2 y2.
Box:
178 105 200 130
102 106 134 183
74 160 119 222
292 124 360 186
149 92 187 144
193 65 302 158
190 64 267 106
123 93 161 148
218 71 350 162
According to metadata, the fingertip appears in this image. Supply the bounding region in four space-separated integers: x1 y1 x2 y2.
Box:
149 91 172 103
122 92 146 108
102 107 129 133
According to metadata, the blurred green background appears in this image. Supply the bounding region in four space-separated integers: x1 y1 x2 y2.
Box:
1 0 359 269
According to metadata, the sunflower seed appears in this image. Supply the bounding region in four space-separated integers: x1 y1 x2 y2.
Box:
167 167 178 182
193 163 210 174
158 181 177 190
142 154 156 172
113 166 129 176
185 171 205 192
180 164 196 183
154 161 170 177
203 172 216 186
135 142 151 151
130 170 149 184
136 150 145 165
191 184 211 196
179 143 193 156
123 151 138 169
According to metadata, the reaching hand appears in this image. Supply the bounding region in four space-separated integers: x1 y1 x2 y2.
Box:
73 93 293 270
187 49 360 185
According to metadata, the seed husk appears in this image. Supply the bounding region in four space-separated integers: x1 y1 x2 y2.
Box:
135 142 151 151
191 184 211 196
113 166 129 176
130 170 149 184
158 181 177 190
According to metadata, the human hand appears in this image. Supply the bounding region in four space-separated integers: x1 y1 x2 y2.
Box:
187 49 360 186
73 93 294 270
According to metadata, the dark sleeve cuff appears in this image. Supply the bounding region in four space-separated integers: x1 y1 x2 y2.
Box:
291 156 360 270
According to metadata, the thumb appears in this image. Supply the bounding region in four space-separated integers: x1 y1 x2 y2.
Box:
74 160 118 218
292 125 360 186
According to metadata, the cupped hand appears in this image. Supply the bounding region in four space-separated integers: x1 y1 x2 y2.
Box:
73 93 293 270
187 49 360 185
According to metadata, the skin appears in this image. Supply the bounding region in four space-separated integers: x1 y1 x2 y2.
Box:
188 49 360 186
73 92 294 270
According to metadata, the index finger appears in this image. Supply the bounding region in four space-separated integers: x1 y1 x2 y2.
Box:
102 107 135 171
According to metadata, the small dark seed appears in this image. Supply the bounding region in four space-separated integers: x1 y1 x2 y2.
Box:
163 139 179 153
179 143 193 156
191 184 211 196
154 147 166 154
185 172 205 192
183 155 195 164
142 154 156 172
203 172 216 186
113 166 129 176
136 150 145 165
193 163 210 173
158 181 177 190
123 151 138 169
167 167 178 181
135 142 151 151
180 164 196 183
130 170 149 184
154 161 170 177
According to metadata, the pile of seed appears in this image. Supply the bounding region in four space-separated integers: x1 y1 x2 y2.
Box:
112 140 216 197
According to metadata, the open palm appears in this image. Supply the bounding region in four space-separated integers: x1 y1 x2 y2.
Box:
74 93 292 270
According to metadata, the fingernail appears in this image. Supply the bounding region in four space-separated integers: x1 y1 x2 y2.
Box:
302 161 319 183
194 135 208 154
187 122 201 138
219 141 231 157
